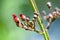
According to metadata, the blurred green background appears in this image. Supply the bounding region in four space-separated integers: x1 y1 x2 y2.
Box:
0 0 60 40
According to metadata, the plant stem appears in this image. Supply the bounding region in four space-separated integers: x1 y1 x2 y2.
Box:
30 0 50 40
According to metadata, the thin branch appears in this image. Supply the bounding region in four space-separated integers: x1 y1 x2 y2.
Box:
30 0 50 40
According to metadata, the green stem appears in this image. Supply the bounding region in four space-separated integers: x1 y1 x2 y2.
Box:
30 0 50 40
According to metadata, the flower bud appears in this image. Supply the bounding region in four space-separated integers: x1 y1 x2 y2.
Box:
19 14 26 21
42 10 46 16
12 14 20 26
34 12 39 16
47 2 52 9
26 16 30 21
48 13 53 18
12 14 19 23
